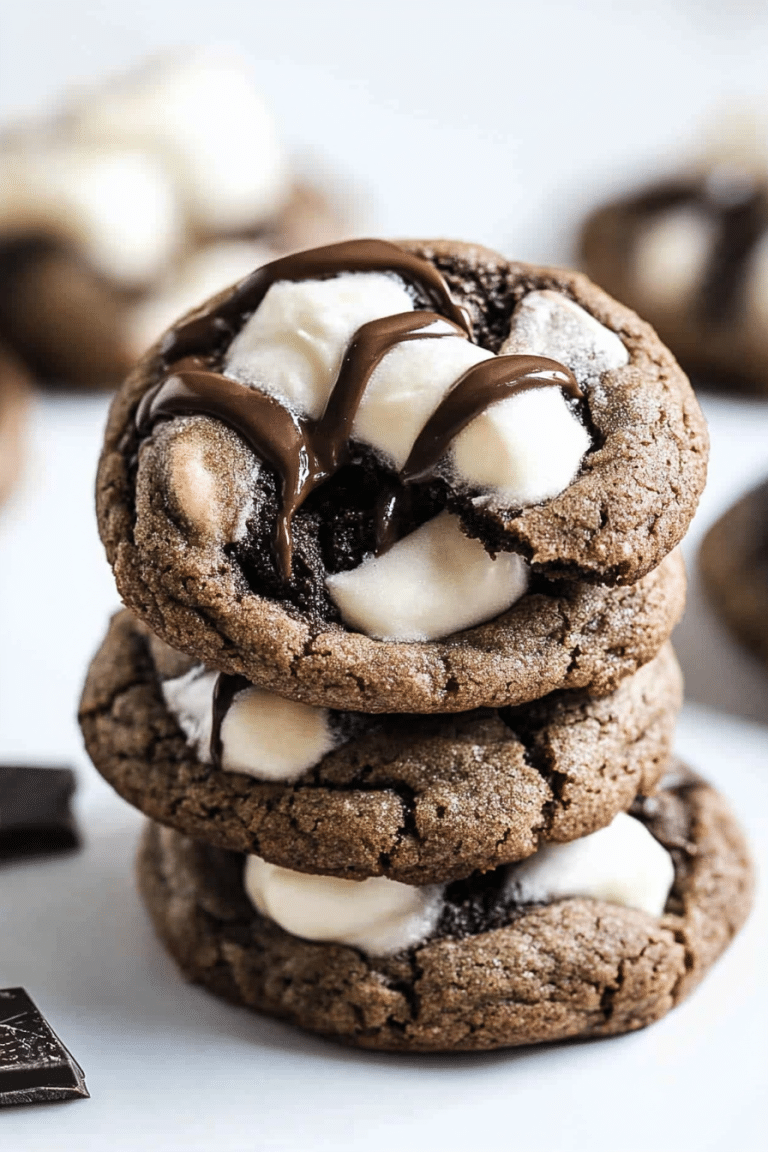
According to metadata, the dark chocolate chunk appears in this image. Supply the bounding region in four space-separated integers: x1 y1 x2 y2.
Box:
0 766 80 860
0 988 88 1107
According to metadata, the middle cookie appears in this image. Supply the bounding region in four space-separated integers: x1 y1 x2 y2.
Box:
80 612 682 886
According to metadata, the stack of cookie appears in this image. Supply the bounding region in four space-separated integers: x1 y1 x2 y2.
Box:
81 238 753 1051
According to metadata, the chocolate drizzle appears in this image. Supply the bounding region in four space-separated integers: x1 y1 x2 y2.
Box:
634 171 768 320
159 238 473 363
210 673 251 768
401 354 582 483
138 240 581 580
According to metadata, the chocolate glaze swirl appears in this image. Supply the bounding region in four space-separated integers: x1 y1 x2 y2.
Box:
137 240 582 580
210 672 251 769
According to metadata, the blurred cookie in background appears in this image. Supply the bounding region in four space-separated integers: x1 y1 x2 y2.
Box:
700 479 768 670
579 111 768 393
0 50 353 391
0 340 30 507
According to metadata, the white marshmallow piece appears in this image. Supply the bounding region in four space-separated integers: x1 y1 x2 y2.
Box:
161 668 335 782
244 856 444 955
130 240 272 357
326 510 528 641
353 334 492 468
633 206 716 312
220 686 335 782
0 144 182 286
505 812 674 918
161 667 217 761
502 289 629 385
452 386 591 506
71 51 290 232
224 272 415 418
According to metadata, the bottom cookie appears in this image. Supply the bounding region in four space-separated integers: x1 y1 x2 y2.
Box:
700 480 768 670
137 765 752 1052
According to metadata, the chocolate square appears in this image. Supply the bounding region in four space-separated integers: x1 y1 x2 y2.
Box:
0 988 88 1107
0 766 80 860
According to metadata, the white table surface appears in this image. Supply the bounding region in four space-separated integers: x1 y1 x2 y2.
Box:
1 2 768 1148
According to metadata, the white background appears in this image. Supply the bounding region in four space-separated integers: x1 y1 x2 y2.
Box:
1 2 767 1149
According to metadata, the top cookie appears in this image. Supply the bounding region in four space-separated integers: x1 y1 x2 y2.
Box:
97 238 704 702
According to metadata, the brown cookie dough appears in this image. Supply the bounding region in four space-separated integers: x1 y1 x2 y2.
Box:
80 609 682 885
580 178 768 393
0 340 30 505
89 525 685 719
700 480 768 668
97 241 696 712
136 765 753 1052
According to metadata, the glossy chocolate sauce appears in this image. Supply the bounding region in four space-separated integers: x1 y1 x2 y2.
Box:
138 240 581 579
210 672 251 769
634 172 767 320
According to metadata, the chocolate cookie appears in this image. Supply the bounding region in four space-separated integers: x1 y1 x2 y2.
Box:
97 238 700 706
80 609 682 885
580 172 768 393
137 765 753 1052
0 340 29 506
85 530 683 720
700 480 768 668
0 53 349 391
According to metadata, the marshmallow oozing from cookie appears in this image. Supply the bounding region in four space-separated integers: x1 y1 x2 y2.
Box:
326 510 529 641
161 667 336 782
243 856 444 955
224 272 417 418
505 811 674 918
70 51 291 233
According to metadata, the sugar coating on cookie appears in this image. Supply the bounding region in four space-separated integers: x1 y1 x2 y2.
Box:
505 811 674 917
160 418 259 546
501 289 629 384
243 856 444 954
326 510 529 640
162 666 336 782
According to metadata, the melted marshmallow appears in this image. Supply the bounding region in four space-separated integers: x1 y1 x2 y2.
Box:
501 289 629 383
161 667 336 782
505 812 674 918
633 206 716 312
326 510 528 641
224 271 415 418
0 143 181 285
71 51 290 232
453 386 591 506
353 334 492 468
243 856 444 955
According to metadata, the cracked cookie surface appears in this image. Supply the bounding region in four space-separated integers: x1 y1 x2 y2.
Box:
81 609 682 884
96 239 704 706
136 764 753 1051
